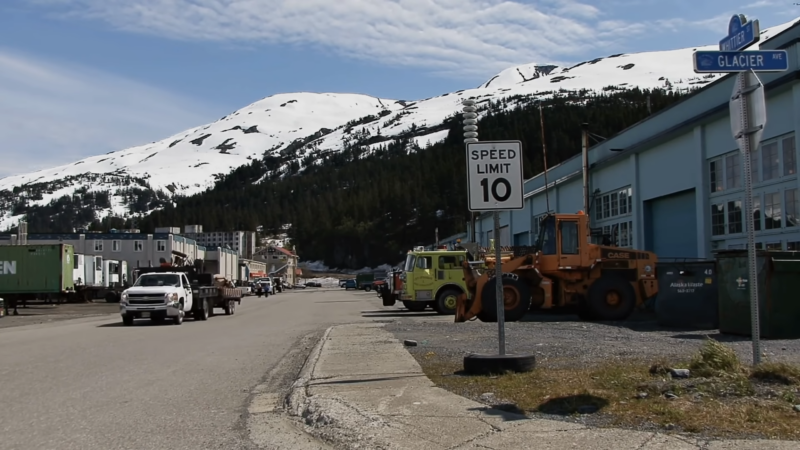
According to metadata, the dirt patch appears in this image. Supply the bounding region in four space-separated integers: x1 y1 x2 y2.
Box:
415 339 800 441
0 301 118 329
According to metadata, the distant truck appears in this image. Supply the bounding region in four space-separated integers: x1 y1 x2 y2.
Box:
356 273 375 291
0 244 78 315
399 247 471 315
120 265 242 326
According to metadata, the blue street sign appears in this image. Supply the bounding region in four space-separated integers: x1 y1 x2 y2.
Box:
693 50 789 73
719 14 760 51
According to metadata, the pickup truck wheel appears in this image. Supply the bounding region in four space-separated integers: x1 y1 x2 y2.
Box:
122 315 134 326
173 304 184 325
196 299 209 321
364 285 372 292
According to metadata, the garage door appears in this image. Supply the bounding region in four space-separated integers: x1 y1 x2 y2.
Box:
644 189 698 258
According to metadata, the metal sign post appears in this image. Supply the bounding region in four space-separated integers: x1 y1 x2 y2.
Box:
692 13 788 365
731 71 767 365
465 140 524 355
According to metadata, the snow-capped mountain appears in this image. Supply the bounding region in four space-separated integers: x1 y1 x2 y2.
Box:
1 18 797 230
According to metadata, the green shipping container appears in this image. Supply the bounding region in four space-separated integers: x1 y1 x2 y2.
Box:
0 244 75 294
716 250 800 339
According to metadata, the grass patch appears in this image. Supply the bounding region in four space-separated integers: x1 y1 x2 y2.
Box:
414 341 800 440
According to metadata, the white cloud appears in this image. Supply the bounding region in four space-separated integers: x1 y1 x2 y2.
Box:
21 0 726 79
0 48 219 179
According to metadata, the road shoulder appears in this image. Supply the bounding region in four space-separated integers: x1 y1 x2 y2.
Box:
245 329 336 449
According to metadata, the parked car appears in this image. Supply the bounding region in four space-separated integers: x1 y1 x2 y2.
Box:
344 279 357 290
305 281 322 288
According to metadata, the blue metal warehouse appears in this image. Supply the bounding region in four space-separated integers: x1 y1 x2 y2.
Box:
467 22 800 258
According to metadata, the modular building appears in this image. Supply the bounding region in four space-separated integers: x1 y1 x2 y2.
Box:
468 22 800 258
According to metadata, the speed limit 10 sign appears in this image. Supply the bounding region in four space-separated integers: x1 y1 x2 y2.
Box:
465 141 524 211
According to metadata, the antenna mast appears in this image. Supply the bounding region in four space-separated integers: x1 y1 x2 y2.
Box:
539 103 551 213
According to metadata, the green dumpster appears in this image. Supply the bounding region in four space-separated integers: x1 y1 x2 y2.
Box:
715 250 800 339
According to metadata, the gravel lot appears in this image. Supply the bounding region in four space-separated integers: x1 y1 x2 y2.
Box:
0 300 118 329
382 310 800 369
381 310 800 438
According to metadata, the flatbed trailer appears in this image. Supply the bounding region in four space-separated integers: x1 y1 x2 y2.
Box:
194 284 242 315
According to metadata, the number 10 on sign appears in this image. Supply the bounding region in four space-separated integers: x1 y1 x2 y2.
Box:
466 141 524 211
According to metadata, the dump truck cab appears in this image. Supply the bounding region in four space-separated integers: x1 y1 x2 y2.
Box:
399 247 468 314
456 211 658 323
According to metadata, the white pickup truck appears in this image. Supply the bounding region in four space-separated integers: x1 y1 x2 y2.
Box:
119 272 193 326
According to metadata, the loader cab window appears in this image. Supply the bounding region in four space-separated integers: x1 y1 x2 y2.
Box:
539 216 557 255
560 221 579 254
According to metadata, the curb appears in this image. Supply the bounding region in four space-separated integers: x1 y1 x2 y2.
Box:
287 325 334 417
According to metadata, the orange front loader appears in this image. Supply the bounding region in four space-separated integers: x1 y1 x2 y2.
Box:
455 212 659 323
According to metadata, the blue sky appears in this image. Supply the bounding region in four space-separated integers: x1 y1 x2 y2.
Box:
0 0 795 178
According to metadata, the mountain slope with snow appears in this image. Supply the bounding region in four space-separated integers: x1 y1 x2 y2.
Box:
1 17 797 230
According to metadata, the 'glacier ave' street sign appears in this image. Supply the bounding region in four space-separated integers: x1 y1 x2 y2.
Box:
693 50 789 73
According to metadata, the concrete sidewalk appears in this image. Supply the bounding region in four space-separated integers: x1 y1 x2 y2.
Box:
288 323 797 450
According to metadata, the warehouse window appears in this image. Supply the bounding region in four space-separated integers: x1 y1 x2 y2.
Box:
788 241 800 251
610 192 619 216
156 240 166 252
709 159 722 192
711 203 725 236
727 200 742 234
762 142 779 181
766 242 782 250
725 154 741 189
752 195 761 231
764 192 781 229
595 187 632 222
134 240 143 252
786 188 798 228
784 136 796 176
112 240 121 252
94 240 103 252
618 221 633 247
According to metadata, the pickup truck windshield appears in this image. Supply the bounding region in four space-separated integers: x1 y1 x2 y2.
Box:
134 274 181 287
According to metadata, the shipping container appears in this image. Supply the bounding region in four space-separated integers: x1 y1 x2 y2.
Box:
0 244 75 294
655 259 719 330
716 250 800 339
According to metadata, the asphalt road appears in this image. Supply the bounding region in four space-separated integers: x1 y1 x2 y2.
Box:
0 288 378 450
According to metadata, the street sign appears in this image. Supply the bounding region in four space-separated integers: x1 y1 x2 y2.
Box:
693 50 789 73
719 14 760 51
466 141 524 211
730 71 766 147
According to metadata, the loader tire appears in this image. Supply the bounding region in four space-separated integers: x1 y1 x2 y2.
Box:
463 353 536 375
479 275 531 322
587 276 636 321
